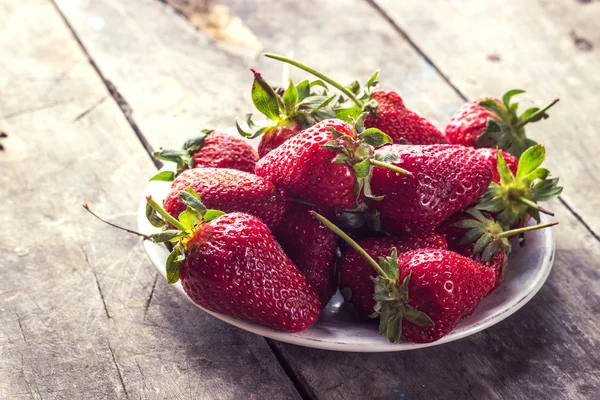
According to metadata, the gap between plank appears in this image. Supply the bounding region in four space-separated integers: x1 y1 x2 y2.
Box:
266 340 319 400
50 0 161 170
50 2 313 398
364 0 600 243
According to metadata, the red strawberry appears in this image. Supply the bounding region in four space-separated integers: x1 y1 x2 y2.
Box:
368 144 493 233
255 118 410 214
258 123 303 158
476 145 562 229
237 69 337 157
394 249 495 342
475 148 518 184
275 202 338 307
152 130 258 180
264 54 447 145
311 212 495 343
181 211 320 332
445 90 559 157
339 233 448 319
164 167 285 231
84 195 320 332
364 90 448 145
437 209 558 292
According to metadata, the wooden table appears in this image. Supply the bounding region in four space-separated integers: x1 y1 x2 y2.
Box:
1 0 598 398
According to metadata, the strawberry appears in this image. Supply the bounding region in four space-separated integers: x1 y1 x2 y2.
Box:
437 209 558 292
275 202 338 307
476 144 562 228
163 167 285 231
237 69 336 157
445 90 559 157
312 212 495 343
151 130 258 181
255 117 410 214
338 233 448 319
368 144 493 233
475 148 518 184
84 192 320 332
363 90 448 145
264 54 447 145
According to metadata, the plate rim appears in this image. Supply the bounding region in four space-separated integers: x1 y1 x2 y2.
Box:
137 166 555 352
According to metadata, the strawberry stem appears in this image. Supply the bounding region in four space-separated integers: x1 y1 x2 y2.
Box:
83 204 152 239
264 53 365 108
515 196 555 216
310 211 389 279
498 221 558 238
514 98 560 130
146 196 187 231
370 159 412 176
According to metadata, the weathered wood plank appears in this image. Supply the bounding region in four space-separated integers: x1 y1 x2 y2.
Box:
372 0 600 236
53 0 462 150
0 1 300 399
52 0 600 399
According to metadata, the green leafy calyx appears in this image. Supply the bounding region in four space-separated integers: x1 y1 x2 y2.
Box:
237 69 336 139
145 188 225 284
309 212 433 343
151 129 214 180
475 89 559 157
476 145 562 228
323 113 410 204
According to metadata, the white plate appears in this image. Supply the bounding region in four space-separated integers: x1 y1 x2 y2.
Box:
138 164 555 352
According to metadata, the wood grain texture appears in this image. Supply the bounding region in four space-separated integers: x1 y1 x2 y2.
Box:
53 0 462 151
50 0 600 399
0 1 300 399
373 0 600 236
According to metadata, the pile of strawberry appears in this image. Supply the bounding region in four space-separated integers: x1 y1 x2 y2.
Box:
89 55 563 344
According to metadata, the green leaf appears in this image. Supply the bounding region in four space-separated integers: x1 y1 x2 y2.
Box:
149 170 176 182
522 167 549 186
152 229 184 243
386 314 402 343
310 95 336 113
296 80 310 101
473 233 492 254
182 130 212 152
360 128 392 147
251 70 282 120
481 239 501 262
179 189 207 215
476 198 506 213
353 158 371 179
345 80 361 95
496 151 515 186
519 107 540 122
460 228 484 246
179 207 200 232
479 99 505 116
516 144 545 180
465 208 489 223
532 178 563 202
282 81 298 117
146 203 165 228
365 70 380 91
332 154 350 164
203 209 225 222
382 248 399 280
310 79 329 90
405 306 434 327
362 176 384 201
335 105 363 122
453 219 482 229
165 243 185 284
154 148 188 163
502 89 525 106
